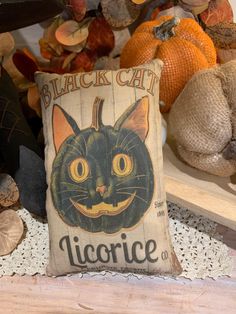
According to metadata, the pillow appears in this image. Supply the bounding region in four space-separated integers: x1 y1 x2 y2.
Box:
35 59 182 276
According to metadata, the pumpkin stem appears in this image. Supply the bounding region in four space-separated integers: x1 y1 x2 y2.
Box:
222 139 236 160
91 97 104 131
153 17 180 41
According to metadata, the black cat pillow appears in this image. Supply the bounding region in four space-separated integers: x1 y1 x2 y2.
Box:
35 61 182 277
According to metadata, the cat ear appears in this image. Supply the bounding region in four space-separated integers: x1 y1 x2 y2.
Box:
52 105 80 152
114 96 149 141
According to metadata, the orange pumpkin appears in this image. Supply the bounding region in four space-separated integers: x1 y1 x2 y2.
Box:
120 16 217 112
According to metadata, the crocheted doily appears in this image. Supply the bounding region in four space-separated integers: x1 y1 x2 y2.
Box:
0 202 233 279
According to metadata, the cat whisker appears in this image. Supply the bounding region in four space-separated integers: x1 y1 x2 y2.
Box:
62 194 89 203
126 143 139 152
118 127 141 148
71 195 89 202
61 182 87 191
122 134 139 151
58 188 88 195
115 174 147 187
118 129 133 148
117 191 148 204
63 202 75 215
116 186 147 191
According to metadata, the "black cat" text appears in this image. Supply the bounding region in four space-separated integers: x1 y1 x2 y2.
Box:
40 68 159 108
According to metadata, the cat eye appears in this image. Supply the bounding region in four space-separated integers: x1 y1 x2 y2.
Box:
112 154 133 177
69 158 90 183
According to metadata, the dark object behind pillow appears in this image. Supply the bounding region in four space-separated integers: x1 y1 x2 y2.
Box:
15 146 47 217
0 0 64 33
0 67 46 216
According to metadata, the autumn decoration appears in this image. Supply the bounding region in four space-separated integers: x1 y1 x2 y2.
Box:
0 174 19 208
169 60 236 177
101 0 142 28
0 174 24 256
0 209 24 256
0 5 53 258
199 0 233 26
120 15 217 112
0 0 235 260
205 22 236 63
11 2 121 117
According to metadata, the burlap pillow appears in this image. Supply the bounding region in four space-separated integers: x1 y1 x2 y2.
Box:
169 60 236 177
35 59 181 276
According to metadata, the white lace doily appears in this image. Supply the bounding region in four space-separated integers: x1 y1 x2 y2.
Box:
0 202 233 279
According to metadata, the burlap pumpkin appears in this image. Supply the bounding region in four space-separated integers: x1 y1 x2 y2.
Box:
169 60 236 177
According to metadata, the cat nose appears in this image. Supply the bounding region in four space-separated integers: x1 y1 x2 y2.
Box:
96 185 107 196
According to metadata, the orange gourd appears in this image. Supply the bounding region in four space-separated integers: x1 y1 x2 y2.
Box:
120 16 217 112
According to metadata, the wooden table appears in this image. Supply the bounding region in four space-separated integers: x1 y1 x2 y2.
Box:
0 226 235 314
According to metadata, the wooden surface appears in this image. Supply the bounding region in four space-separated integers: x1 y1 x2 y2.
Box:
163 144 236 231
0 226 235 313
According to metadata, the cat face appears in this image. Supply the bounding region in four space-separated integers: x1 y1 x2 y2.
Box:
51 96 154 233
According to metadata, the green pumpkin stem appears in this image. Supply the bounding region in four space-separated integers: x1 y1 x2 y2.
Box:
153 17 180 41
91 97 104 131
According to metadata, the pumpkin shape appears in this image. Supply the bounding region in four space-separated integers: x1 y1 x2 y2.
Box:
120 16 216 112
51 97 154 233
169 60 236 177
